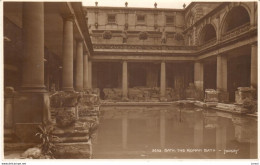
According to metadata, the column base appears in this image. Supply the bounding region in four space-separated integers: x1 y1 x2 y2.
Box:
62 87 74 92
13 92 51 142
75 88 84 92
160 97 167 102
20 86 46 93
122 97 129 102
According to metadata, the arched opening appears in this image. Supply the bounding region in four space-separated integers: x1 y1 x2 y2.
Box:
199 24 217 45
222 6 250 33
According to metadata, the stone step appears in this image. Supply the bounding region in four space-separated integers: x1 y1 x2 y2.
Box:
54 136 89 143
53 129 89 137
54 142 91 159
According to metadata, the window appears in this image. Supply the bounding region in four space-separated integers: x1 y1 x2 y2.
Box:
166 16 174 24
137 15 146 24
107 14 116 24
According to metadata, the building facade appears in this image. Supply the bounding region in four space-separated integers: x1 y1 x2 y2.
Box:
3 2 258 124
85 2 257 102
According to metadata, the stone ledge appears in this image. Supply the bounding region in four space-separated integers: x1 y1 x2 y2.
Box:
101 101 175 106
212 103 250 114
53 129 89 137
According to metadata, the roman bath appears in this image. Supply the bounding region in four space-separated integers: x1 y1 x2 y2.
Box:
3 1 258 159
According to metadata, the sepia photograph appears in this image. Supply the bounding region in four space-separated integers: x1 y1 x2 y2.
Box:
1 0 258 162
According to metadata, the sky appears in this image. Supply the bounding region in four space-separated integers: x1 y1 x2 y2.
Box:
82 0 192 9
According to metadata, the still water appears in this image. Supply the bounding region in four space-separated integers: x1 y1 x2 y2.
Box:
92 105 257 159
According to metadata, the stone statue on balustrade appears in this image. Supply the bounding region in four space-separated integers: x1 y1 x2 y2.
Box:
161 28 167 44
122 29 128 44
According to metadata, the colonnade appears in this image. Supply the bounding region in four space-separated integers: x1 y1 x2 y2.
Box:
20 2 257 99
21 2 91 93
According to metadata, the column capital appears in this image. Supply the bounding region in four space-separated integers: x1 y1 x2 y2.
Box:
61 13 75 22
121 59 128 63
194 60 203 63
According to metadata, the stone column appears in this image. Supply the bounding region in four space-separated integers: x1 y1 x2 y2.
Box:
194 61 204 90
122 60 128 100
21 2 45 92
75 39 83 91
216 55 222 90
87 60 92 89
160 61 166 100
222 56 227 92
83 52 89 90
13 3 51 142
62 14 74 91
217 55 228 102
217 55 227 91
251 44 257 89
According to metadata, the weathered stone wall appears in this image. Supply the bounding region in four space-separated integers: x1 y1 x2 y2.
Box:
101 87 198 101
103 88 122 100
49 91 100 158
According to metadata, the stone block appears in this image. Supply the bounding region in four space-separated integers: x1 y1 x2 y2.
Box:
56 107 76 128
63 94 80 107
14 92 47 123
54 142 91 159
216 103 249 114
235 87 255 104
4 97 14 128
15 123 42 143
79 94 100 106
50 92 65 108
204 89 218 102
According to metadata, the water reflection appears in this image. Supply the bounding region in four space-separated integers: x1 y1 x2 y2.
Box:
93 105 257 159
